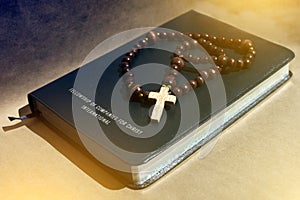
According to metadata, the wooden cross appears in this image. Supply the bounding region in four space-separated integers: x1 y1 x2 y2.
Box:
148 85 176 122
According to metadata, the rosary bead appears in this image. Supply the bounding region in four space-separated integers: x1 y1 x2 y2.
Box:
172 87 183 97
191 39 198 46
207 44 216 53
197 38 207 44
122 56 132 63
202 33 210 39
244 59 251 67
189 80 198 88
139 39 148 48
209 68 218 77
186 32 193 38
171 64 180 71
163 75 176 88
171 57 185 69
241 39 254 50
177 45 186 51
130 84 144 97
227 58 236 67
234 38 242 46
217 36 227 46
201 70 209 80
236 58 244 69
134 44 142 50
211 56 218 63
169 32 177 39
227 38 235 48
209 35 217 42
125 76 135 85
174 49 183 57
120 62 130 69
192 33 201 39
159 32 168 39
200 56 210 64
168 69 179 76
126 51 135 58
195 76 204 86
181 83 191 94
210 45 219 54
216 65 223 72
192 56 201 64
183 41 191 49
249 49 256 56
132 48 139 54
122 67 131 74
186 53 193 61
218 55 229 66
245 53 254 60
146 31 157 44
216 47 224 56
122 71 134 81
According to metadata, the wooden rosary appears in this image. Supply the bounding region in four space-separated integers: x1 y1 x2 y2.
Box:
119 31 256 122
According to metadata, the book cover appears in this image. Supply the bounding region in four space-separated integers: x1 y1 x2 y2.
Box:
27 10 294 188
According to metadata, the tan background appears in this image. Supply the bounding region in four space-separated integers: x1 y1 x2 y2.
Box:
1 0 299 199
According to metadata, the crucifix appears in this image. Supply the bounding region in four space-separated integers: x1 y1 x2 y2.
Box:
148 85 177 122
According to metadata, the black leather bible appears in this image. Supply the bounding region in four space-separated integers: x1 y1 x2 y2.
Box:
27 10 294 189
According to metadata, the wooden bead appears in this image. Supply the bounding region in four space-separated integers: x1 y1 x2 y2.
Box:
172 87 183 96
200 56 210 64
189 80 198 88
211 56 218 63
192 33 201 39
236 58 244 69
132 48 139 54
163 75 176 88
197 38 206 44
181 83 191 94
146 31 157 44
209 68 218 77
227 58 236 67
202 33 209 39
186 32 193 38
139 39 148 47
126 51 135 58
168 69 179 76
244 59 252 67
125 76 135 85
160 32 168 39
192 56 201 64
241 39 254 50
191 39 198 46
217 36 226 45
171 57 185 69
130 84 144 97
201 70 209 80
120 62 130 69
218 55 228 66
183 41 191 49
195 76 204 86
174 49 182 56
171 64 180 71
234 38 242 46
246 53 254 60
209 35 217 42
122 56 132 63
216 65 223 72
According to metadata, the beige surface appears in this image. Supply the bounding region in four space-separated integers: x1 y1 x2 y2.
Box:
1 1 300 199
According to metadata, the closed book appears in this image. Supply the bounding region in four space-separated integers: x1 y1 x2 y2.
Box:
27 10 294 189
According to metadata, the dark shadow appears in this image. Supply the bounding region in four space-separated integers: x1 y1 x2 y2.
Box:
3 105 126 190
